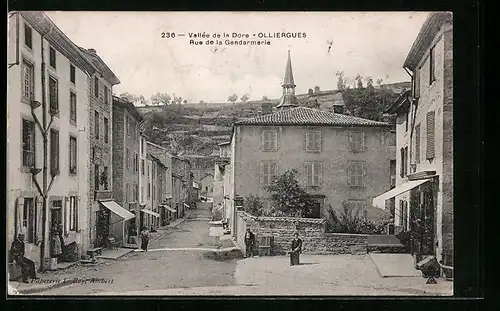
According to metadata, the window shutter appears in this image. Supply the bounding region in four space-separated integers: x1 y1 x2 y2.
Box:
362 132 366 151
274 130 279 151
16 197 24 237
415 124 421 163
362 162 366 187
304 132 310 151
261 130 266 151
316 162 323 187
99 82 104 100
426 111 435 159
64 197 68 236
259 162 265 188
35 197 43 244
348 132 353 151
76 196 80 231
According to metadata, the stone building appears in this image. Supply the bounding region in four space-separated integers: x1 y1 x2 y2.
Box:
77 47 120 249
228 51 395 236
7 12 96 266
110 96 143 246
373 12 453 267
146 141 178 225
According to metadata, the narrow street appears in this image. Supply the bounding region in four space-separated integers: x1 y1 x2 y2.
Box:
39 206 239 295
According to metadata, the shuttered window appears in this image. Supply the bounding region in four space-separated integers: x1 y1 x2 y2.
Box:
94 77 99 97
22 60 34 100
349 132 366 152
348 161 366 187
415 124 421 163
304 161 322 187
426 111 435 159
22 119 35 167
261 129 278 151
429 46 436 84
22 198 36 243
50 129 59 175
413 68 421 98
305 131 322 152
261 161 278 187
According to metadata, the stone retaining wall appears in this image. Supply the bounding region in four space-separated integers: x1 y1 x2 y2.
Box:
235 211 368 255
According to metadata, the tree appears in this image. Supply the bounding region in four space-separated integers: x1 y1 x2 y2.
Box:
261 95 270 101
243 195 264 216
355 74 363 89
228 94 238 103
240 94 250 102
183 100 188 104
335 70 346 91
171 94 183 105
376 78 384 88
120 93 147 105
150 92 171 105
266 169 317 217
365 77 375 93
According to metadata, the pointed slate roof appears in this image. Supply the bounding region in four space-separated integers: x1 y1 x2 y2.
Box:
282 50 296 87
235 107 391 127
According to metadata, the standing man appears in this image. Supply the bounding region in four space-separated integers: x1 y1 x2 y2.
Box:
244 227 255 258
9 233 39 283
290 231 303 266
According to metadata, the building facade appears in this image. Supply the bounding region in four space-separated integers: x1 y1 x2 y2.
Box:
111 96 143 245
146 141 178 226
374 12 453 266
228 51 395 236
7 12 97 267
78 47 120 249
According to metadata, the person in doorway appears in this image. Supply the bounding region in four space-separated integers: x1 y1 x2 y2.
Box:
10 233 39 283
51 222 63 261
57 223 65 261
140 227 150 252
244 228 255 258
289 231 303 266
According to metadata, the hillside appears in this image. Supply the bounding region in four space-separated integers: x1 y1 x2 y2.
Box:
138 82 410 157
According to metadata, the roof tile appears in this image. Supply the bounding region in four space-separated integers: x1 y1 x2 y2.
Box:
235 107 390 127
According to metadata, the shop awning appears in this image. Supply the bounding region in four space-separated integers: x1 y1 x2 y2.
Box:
372 179 431 209
160 204 177 213
99 200 135 221
140 209 160 218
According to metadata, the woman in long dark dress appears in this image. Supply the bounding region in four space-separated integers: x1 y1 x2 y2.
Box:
140 227 150 252
290 232 302 266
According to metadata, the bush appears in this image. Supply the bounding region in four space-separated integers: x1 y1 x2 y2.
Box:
243 195 264 217
326 202 389 234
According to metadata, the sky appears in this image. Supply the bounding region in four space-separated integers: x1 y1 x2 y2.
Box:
46 11 429 103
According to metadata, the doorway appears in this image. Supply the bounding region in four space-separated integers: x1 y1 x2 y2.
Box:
50 200 63 228
96 208 110 247
409 182 436 255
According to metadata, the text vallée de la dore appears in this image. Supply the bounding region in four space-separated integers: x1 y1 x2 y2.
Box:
161 32 307 46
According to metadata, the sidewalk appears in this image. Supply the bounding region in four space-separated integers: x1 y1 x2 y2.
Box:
233 254 453 296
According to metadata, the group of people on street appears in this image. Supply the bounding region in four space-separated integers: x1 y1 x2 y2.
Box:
244 227 303 266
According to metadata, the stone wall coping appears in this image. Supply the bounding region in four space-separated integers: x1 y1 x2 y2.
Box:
324 232 368 238
239 211 325 224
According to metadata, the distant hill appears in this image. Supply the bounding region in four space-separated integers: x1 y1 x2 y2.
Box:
138 82 410 157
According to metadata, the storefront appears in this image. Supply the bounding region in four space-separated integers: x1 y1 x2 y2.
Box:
140 208 160 230
159 204 177 226
372 173 438 256
97 200 135 248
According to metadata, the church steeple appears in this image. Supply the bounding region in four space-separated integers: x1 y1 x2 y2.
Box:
276 50 299 109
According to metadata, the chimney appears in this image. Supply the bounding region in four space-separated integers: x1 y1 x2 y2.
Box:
88 48 96 54
333 105 344 114
314 86 320 95
308 89 313 96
